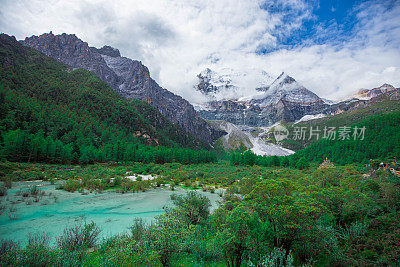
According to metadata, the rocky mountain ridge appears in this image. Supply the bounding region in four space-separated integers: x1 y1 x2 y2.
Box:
195 68 397 128
196 70 332 126
354 83 398 100
208 85 400 155
250 72 322 107
209 120 294 156
21 32 225 144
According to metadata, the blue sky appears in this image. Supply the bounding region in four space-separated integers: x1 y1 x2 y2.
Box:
0 0 399 101
278 0 359 46
261 0 396 51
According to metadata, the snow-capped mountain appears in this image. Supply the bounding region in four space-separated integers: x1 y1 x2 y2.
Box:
353 83 397 100
196 67 274 101
194 67 399 155
195 69 328 127
250 72 322 107
196 69 323 105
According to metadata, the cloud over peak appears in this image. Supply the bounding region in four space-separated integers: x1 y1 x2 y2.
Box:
1 0 399 103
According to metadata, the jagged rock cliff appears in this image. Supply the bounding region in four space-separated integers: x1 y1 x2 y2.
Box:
354 83 398 100
195 70 379 127
22 32 224 144
196 71 331 126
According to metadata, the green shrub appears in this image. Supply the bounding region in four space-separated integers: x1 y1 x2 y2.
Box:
129 218 147 241
27 232 51 246
0 185 7 196
249 247 294 267
63 179 81 192
57 220 101 251
0 239 20 266
19 244 58 266
172 191 211 225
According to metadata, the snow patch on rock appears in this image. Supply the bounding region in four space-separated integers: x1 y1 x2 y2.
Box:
295 114 326 124
211 121 294 156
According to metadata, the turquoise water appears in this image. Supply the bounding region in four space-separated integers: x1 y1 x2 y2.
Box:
0 181 222 244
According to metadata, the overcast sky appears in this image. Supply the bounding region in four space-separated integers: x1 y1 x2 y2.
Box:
1 0 399 102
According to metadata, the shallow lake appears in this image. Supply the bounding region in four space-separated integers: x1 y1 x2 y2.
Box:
0 181 222 244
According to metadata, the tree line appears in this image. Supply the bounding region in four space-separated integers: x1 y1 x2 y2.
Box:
230 150 309 169
0 34 215 165
231 112 400 168
1 129 216 165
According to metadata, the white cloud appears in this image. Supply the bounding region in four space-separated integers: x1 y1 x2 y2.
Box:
0 0 399 102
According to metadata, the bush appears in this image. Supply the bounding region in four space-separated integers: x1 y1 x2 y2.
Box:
249 247 294 267
63 179 81 192
4 179 12 189
57 220 101 251
29 185 40 196
146 211 189 266
129 218 147 241
170 181 176 191
113 177 122 187
100 235 159 266
118 180 133 193
184 226 223 262
0 185 7 196
172 191 211 225
27 231 51 246
0 239 20 266
19 244 57 266
296 157 309 170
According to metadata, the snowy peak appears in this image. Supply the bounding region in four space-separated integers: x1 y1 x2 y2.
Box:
275 72 296 86
195 68 322 106
272 72 306 90
376 83 396 92
255 72 295 92
252 72 322 107
354 83 397 100
197 68 236 96
267 72 299 92
196 68 274 100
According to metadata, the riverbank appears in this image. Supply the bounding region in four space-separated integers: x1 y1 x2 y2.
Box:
0 180 221 244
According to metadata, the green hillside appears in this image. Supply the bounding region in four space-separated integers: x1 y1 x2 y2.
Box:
280 95 400 151
0 34 214 164
231 112 400 167
293 112 400 164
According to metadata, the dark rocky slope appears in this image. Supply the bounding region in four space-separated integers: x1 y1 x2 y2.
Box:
196 71 380 127
22 32 224 144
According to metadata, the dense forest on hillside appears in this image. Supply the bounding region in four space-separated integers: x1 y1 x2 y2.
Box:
280 96 400 151
231 112 400 167
294 112 400 164
0 34 215 165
